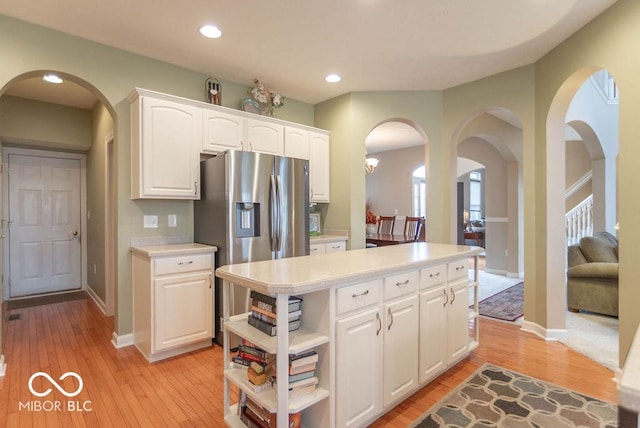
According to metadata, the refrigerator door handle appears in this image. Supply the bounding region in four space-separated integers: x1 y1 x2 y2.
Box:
270 174 278 252
276 174 284 253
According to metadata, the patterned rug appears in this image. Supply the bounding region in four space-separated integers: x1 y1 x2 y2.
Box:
474 282 524 322
411 364 617 427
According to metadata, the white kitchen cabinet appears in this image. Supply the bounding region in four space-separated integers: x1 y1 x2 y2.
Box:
129 90 201 199
418 259 473 384
284 126 310 160
246 118 284 155
382 294 419 407
202 108 245 153
131 244 215 362
336 307 383 427
309 131 330 203
309 240 346 255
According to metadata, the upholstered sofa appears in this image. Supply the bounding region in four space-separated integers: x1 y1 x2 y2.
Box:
566 231 618 317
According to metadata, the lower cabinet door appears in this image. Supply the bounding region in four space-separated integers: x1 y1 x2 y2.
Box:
419 286 447 383
448 279 470 364
383 295 419 407
153 272 213 352
336 307 382 427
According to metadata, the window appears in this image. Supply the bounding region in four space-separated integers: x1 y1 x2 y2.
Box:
412 166 426 218
469 171 482 221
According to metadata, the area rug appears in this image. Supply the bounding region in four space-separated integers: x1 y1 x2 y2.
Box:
473 282 524 322
6 290 87 310
410 363 617 427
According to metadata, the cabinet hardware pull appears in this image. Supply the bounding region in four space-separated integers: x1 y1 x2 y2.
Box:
430 272 440 278
194 181 198 195
209 274 212 288
388 307 394 330
456 265 465 271
352 290 369 298
450 287 456 305
178 261 194 265
376 312 381 336
443 289 449 307
395 279 409 287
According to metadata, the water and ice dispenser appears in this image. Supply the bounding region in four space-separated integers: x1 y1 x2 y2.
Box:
235 202 260 238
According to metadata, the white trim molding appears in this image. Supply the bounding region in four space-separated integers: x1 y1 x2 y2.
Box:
111 331 134 349
520 319 568 341
86 286 106 315
565 171 592 199
0 354 6 377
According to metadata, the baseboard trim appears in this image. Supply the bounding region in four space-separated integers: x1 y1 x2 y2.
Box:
520 319 568 341
111 332 134 349
86 286 106 315
507 271 524 279
484 267 507 276
0 354 6 377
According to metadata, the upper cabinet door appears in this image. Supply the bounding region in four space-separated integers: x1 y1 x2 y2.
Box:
246 119 284 155
309 131 330 203
284 126 310 160
131 95 201 199
202 108 245 154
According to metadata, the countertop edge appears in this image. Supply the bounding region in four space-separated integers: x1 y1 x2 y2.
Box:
130 243 218 258
216 244 482 295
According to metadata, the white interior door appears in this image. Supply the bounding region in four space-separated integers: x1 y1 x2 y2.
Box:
8 153 82 297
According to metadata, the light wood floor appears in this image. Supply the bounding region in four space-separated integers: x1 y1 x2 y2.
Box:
0 297 616 427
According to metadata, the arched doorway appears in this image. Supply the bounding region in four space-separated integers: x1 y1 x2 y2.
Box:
365 119 428 236
0 70 117 320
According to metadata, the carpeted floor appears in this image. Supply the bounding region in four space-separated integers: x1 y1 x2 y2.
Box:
411 363 617 427
562 311 619 372
6 290 87 310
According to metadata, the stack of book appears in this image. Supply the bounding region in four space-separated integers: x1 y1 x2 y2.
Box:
248 291 303 336
238 392 301 428
288 350 319 398
232 340 275 392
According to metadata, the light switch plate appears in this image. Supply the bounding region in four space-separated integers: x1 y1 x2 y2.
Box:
168 215 177 228
143 215 158 228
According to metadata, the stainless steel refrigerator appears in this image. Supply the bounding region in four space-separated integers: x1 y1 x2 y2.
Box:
194 150 310 344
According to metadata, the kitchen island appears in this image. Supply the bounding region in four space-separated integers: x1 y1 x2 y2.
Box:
216 242 482 428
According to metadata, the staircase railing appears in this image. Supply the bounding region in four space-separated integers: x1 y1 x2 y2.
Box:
566 195 593 245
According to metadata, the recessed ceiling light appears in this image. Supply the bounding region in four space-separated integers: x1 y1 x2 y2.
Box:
325 74 341 83
43 74 63 84
199 25 222 39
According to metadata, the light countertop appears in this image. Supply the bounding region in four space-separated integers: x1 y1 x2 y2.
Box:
310 228 349 244
215 242 481 295
130 243 217 258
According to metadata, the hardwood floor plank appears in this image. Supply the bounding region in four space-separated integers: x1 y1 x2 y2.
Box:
1 295 618 427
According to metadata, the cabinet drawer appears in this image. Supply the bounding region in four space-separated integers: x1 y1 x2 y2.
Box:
447 259 469 282
310 243 326 255
336 279 381 315
325 241 346 252
154 253 213 276
420 265 446 289
383 271 418 301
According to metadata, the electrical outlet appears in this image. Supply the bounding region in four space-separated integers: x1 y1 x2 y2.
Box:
168 214 177 227
93 264 97 275
143 215 158 228
505 249 509 257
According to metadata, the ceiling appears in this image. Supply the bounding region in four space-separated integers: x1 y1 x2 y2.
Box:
0 0 617 107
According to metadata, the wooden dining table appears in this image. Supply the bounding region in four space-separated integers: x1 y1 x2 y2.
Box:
365 233 416 246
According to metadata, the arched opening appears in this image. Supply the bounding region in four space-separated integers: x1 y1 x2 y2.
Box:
0 71 117 323
365 119 428 237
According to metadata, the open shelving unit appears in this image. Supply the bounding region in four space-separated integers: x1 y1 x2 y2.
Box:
222 284 332 428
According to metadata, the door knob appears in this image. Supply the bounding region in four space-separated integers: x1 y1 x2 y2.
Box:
72 230 79 236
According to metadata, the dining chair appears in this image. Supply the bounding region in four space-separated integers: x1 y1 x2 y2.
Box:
404 216 424 241
377 216 395 234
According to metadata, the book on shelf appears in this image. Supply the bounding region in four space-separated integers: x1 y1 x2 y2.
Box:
289 361 316 375
288 375 318 390
238 350 275 364
240 396 301 428
232 355 252 368
248 314 301 336
250 290 303 313
238 343 273 360
247 365 275 386
288 370 315 383
289 350 318 368
249 360 274 375
251 307 302 324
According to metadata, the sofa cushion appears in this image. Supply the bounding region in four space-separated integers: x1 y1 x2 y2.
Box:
567 262 618 279
579 235 618 263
